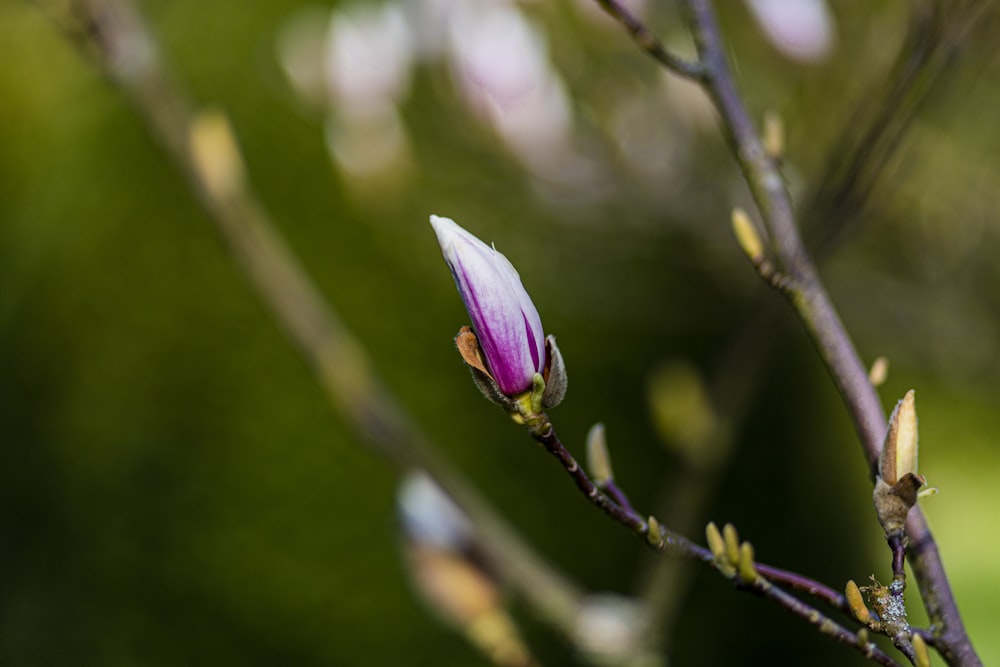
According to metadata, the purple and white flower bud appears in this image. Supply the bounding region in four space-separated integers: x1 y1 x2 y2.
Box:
430 215 546 396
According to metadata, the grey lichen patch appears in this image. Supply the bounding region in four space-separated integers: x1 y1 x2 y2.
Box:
861 576 911 639
881 593 908 627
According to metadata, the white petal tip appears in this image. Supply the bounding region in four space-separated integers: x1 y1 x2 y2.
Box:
430 214 461 249
429 214 457 228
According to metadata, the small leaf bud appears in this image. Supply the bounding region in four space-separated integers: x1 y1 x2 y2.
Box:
586 423 614 487
912 632 931 667
917 486 940 500
846 580 873 625
705 522 726 562
646 516 664 548
188 108 246 201
738 542 758 583
723 523 740 567
763 110 784 161
732 208 765 263
868 356 889 387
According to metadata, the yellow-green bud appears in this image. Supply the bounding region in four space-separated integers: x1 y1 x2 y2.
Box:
738 542 758 583
731 208 765 263
845 580 872 625
586 423 613 486
705 522 726 561
723 523 740 567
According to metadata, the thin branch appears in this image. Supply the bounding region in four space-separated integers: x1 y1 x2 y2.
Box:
890 534 907 583
534 416 905 666
539 417 856 612
531 420 651 537
673 2 981 664
754 562 848 613
594 0 980 662
735 564 902 666
56 0 984 663
681 0 887 464
591 0 703 81
743 576 903 667
601 479 640 519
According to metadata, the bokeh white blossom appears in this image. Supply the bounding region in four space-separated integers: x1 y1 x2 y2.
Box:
276 0 835 203
745 0 835 63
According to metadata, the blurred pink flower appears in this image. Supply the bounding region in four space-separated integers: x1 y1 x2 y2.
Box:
746 0 835 63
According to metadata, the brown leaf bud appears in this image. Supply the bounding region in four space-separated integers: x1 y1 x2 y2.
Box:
879 390 918 485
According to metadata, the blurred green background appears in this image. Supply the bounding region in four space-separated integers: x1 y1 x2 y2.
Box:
2 0 1000 665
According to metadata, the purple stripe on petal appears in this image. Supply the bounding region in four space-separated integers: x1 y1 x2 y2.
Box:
523 312 540 371
430 214 547 395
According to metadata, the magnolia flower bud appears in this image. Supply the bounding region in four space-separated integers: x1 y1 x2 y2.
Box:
431 215 565 409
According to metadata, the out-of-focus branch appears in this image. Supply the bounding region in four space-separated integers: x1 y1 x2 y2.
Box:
639 1 989 649
805 0 991 257
593 0 981 663
47 0 586 645
636 333 768 643
677 2 981 665
590 0 702 80
682 0 887 465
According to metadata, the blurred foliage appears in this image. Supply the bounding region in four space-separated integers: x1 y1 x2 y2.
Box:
2 0 1000 665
